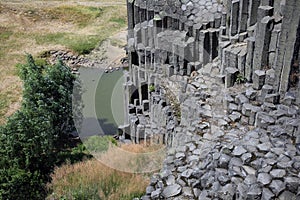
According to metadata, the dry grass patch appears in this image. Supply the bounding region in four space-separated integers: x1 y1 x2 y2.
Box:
48 158 150 200
94 143 166 174
48 142 166 199
83 136 166 173
120 142 165 153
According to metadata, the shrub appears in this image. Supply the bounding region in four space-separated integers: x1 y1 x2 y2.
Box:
0 55 76 199
83 135 117 153
148 84 155 93
235 73 247 84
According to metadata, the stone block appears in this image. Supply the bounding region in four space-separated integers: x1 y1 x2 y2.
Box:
229 112 242 122
230 34 239 44
264 93 280 104
134 99 140 106
235 93 250 105
142 100 150 112
265 69 275 85
136 106 143 114
166 65 175 77
246 88 258 100
259 84 273 102
225 67 239 88
253 70 266 90
118 123 130 137
255 112 275 129
258 5 274 19
282 92 296 106
261 102 277 112
261 188 275 200
247 25 256 37
136 124 145 143
242 103 253 116
249 105 262 125
238 32 248 42
129 104 136 114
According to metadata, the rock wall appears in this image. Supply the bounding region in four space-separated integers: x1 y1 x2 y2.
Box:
122 0 300 199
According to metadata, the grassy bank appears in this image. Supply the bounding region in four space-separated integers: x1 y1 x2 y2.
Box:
0 1 127 124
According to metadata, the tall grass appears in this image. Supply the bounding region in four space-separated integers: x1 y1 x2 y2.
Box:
47 158 149 200
47 142 166 199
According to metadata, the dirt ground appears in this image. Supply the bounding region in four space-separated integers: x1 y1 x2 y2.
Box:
86 30 127 68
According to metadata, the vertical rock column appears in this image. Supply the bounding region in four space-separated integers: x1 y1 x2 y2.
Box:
225 0 232 35
199 30 210 66
193 24 201 62
132 65 139 87
130 116 138 143
245 37 256 81
252 5 274 71
186 37 195 65
238 0 249 33
238 46 247 77
147 20 154 48
268 24 281 68
134 4 140 25
230 0 240 37
273 0 282 16
248 0 261 26
127 0 135 38
273 0 300 94
136 124 145 143
171 42 179 75
261 0 274 6
253 15 274 71
123 72 131 125
210 29 219 61
134 24 142 45
141 21 148 47
153 15 162 49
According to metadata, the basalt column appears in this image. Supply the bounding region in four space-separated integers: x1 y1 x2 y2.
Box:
274 0 300 94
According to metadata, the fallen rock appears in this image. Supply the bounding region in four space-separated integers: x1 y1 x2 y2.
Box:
162 184 182 198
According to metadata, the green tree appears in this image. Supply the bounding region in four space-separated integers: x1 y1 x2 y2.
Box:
20 56 76 149
0 55 76 199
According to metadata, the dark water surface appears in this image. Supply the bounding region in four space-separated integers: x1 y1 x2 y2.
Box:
77 67 125 139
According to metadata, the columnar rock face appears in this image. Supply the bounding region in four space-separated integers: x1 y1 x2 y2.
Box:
123 0 300 199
